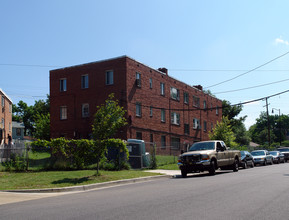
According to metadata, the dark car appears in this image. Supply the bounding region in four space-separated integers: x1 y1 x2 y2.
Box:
240 151 254 168
277 147 289 162
269 151 285 164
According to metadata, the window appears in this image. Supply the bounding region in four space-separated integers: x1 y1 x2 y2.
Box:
204 121 207 131
150 106 153 117
81 74 89 89
9 122 12 132
161 109 166 122
60 106 67 120
160 83 165 96
82 103 89 118
1 96 4 107
184 124 190 135
16 128 21 136
171 112 180 125
203 100 207 109
211 123 214 131
161 136 166 149
136 72 141 87
216 106 219 115
193 118 200 129
136 102 142 117
9 103 12 113
170 87 180 101
1 118 4 129
136 132 142 140
150 133 153 143
171 137 180 150
60 78 67 92
184 92 189 104
149 78 153 89
193 96 200 107
106 70 114 85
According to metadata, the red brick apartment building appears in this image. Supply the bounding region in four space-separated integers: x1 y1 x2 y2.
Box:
0 89 13 145
50 56 222 153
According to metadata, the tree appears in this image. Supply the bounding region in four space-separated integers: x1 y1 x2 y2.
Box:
209 116 237 148
34 113 50 140
222 100 250 145
12 95 50 137
92 94 127 174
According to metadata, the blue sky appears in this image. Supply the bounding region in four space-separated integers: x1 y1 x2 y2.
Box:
1 0 289 129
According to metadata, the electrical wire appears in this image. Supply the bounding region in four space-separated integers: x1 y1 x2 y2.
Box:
204 50 289 89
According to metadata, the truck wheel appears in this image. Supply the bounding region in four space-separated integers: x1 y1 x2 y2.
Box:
209 160 216 175
264 160 267 166
233 159 239 172
181 169 187 178
251 161 254 168
243 161 247 169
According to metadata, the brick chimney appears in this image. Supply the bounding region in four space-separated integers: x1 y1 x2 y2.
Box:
193 85 203 91
158 68 168 75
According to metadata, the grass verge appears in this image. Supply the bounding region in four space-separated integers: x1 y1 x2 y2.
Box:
0 170 161 190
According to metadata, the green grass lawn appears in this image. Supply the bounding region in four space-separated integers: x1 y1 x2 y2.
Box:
0 153 179 190
0 170 161 190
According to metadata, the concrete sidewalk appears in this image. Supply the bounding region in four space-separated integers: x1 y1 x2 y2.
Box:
0 170 179 205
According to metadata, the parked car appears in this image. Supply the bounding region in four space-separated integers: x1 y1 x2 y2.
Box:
277 147 289 162
251 150 273 166
269 151 285 164
240 151 254 168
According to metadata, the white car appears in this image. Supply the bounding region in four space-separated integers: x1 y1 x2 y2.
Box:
251 150 273 166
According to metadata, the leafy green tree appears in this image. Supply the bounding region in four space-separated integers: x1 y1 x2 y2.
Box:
34 113 50 140
209 116 237 148
222 100 250 145
92 94 127 174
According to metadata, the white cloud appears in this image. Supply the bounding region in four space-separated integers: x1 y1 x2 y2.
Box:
275 37 289 46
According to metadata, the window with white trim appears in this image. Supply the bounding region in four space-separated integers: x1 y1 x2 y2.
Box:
170 87 180 101
161 109 166 122
136 72 141 87
81 74 89 89
106 70 114 85
203 100 207 109
160 83 165 96
184 92 189 104
216 106 219 115
171 112 180 125
136 102 142 117
60 106 67 120
60 78 67 92
82 103 89 118
193 96 200 107
1 96 4 107
193 118 200 129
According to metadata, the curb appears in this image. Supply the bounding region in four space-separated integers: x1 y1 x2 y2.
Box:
1 174 171 193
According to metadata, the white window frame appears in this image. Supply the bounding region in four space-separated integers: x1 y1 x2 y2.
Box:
170 87 180 101
82 103 89 118
193 118 200 129
184 92 189 104
203 100 207 109
171 112 180 125
1 96 4 107
136 102 142 117
60 78 67 92
81 74 89 89
60 106 67 120
161 109 166 122
160 83 165 96
136 72 141 87
106 70 114 85
216 106 219 115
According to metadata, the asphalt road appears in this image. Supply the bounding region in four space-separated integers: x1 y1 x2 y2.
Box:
1 163 289 220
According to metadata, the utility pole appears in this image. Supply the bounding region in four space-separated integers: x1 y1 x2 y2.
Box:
265 98 271 146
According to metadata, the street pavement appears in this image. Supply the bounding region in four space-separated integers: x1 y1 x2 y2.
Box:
0 170 180 205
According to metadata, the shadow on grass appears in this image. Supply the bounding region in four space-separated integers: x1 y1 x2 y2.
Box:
52 177 90 185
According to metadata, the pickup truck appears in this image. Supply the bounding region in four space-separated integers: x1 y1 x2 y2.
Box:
178 140 241 177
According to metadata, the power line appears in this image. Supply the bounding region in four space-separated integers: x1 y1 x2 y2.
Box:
214 78 289 94
205 50 289 89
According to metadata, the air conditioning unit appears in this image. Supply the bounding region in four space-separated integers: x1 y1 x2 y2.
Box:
135 79 141 87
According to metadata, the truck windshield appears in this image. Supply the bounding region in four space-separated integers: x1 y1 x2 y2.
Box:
188 142 215 151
